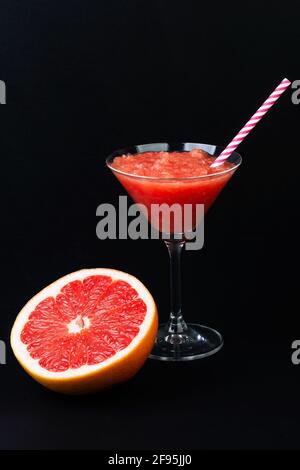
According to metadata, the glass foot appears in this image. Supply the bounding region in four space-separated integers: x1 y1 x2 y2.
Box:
149 323 223 361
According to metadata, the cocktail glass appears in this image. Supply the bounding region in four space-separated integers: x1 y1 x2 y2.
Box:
106 142 241 361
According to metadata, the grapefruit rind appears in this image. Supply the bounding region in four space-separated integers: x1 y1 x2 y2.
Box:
10 268 158 394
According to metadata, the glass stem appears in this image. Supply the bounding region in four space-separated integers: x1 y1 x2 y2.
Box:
165 238 187 335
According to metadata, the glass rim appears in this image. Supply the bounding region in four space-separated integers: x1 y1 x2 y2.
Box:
106 142 242 181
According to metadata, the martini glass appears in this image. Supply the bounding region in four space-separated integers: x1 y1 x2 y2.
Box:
106 142 241 361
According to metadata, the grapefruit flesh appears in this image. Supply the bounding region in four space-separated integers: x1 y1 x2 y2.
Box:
11 269 158 394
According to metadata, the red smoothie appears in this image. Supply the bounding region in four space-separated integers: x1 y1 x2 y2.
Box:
111 149 236 233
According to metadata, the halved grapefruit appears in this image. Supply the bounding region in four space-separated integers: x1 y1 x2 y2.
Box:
11 268 158 394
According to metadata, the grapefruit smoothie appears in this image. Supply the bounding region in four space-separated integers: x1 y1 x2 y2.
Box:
110 148 237 232
107 142 242 361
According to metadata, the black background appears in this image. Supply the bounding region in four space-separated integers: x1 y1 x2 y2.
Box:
0 0 299 450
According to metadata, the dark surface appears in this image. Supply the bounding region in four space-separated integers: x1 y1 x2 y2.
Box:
0 0 299 450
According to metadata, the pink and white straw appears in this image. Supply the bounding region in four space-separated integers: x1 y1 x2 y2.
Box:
211 78 291 167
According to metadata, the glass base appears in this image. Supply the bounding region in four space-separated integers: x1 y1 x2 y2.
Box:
149 323 224 361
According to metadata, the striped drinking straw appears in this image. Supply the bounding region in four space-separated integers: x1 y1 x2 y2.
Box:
211 78 291 168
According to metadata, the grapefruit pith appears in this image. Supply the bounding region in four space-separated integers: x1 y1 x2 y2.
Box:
11 269 158 394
